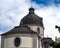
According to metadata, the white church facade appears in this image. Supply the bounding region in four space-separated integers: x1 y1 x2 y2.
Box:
1 7 53 48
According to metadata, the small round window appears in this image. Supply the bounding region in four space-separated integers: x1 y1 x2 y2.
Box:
14 37 21 47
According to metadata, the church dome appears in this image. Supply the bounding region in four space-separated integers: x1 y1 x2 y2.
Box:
20 7 44 27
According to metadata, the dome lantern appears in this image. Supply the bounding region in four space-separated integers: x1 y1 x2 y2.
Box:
29 7 35 14
20 7 44 28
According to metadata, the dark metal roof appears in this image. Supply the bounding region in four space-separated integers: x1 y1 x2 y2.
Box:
20 7 44 27
1 26 37 36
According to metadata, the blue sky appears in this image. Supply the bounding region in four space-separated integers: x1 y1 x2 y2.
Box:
0 0 60 47
31 0 60 5
31 0 52 6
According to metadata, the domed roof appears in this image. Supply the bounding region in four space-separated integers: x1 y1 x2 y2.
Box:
20 7 44 27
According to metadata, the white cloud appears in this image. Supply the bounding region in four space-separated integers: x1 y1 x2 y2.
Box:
0 0 60 47
35 5 60 40
0 31 4 48
0 0 31 47
0 0 31 28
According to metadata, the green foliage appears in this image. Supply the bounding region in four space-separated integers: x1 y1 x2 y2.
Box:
50 42 60 48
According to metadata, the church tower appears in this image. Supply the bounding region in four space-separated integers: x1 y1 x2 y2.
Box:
1 7 44 48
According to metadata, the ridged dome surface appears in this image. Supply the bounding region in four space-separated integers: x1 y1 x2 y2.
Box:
20 7 44 27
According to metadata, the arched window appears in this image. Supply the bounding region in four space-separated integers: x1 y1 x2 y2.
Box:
14 37 21 47
37 27 40 34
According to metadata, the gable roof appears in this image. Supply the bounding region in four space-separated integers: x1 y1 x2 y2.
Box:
1 26 37 36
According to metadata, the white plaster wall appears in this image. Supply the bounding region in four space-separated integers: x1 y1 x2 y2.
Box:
28 25 44 48
4 37 14 48
37 39 42 48
4 36 33 48
28 25 44 38
40 40 42 48
39 27 44 38
20 37 33 47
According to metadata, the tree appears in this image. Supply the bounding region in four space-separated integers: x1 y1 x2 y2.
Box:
50 42 60 48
